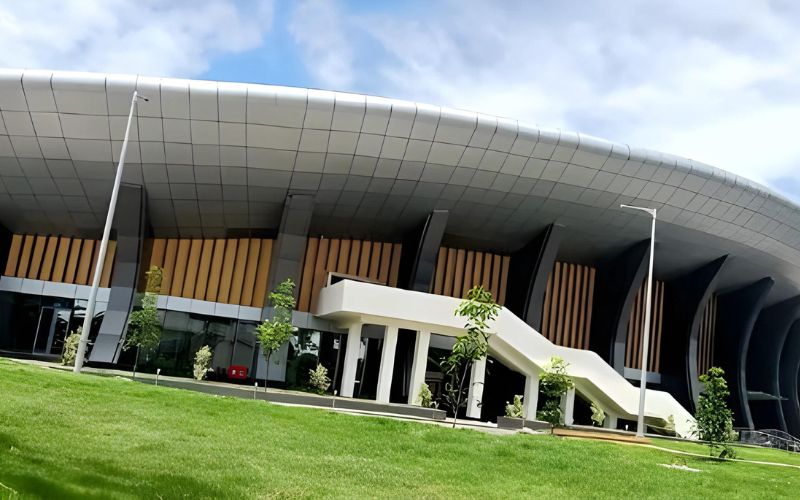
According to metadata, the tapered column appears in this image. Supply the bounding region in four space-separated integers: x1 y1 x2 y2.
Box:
408 330 431 405
376 325 399 403
398 210 449 292
523 372 540 420
340 323 363 398
560 387 576 426
466 357 486 419
604 414 618 430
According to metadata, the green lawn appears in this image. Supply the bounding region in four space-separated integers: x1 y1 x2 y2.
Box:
0 359 796 499
651 437 800 467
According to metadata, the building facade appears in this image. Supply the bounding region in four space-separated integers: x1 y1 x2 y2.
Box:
0 69 799 437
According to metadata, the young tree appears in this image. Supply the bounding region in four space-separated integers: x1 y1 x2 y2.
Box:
695 366 737 458
441 285 500 428
255 278 297 392
537 356 574 426
124 266 163 379
193 345 213 381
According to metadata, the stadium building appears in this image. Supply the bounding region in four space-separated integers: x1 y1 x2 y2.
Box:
1 69 799 437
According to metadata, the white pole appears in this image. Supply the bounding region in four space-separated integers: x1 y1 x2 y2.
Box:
73 91 141 373
620 204 656 437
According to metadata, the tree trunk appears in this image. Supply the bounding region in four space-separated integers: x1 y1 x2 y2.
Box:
451 362 471 429
132 345 140 380
264 351 271 393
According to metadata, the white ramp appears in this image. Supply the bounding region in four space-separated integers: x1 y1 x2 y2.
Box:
316 280 695 437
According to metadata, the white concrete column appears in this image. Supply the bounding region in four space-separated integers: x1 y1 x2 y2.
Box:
408 330 431 405
340 323 363 398
604 414 618 430
466 357 486 419
376 325 398 403
523 372 540 420
560 387 576 426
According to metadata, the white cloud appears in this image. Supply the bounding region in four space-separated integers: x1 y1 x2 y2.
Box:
288 0 800 197
0 0 274 77
288 0 354 89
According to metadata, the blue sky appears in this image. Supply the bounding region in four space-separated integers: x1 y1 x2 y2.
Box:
2 0 800 201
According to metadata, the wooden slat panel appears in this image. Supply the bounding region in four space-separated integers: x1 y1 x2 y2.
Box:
194 239 215 299
298 237 319 312
251 239 273 308
150 238 166 269
358 240 371 277
27 235 47 279
64 239 82 284
240 238 262 307
472 251 483 293
584 268 595 350
182 239 203 298
462 251 474 297
570 265 582 349
563 264 575 347
347 239 361 275
310 238 330 311
433 248 446 294
75 239 95 285
337 239 351 273
16 235 35 278
217 239 239 303
555 263 568 346
51 237 71 283
490 254 501 300
388 243 402 287
38 236 59 281
88 240 102 284
206 239 225 302
228 238 250 305
3 234 23 276
481 252 492 291
498 255 510 306
327 239 341 282
368 241 381 280
548 262 561 341
378 243 392 284
160 239 179 296
99 240 117 288
444 248 457 296
577 266 589 350
170 239 191 297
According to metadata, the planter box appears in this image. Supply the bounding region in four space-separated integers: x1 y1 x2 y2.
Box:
497 416 525 429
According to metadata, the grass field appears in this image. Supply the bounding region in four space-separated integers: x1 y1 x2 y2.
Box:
0 358 797 499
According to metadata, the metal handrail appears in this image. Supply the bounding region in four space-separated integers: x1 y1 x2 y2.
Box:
739 429 800 453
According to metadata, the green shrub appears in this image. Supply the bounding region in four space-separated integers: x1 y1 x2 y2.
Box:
537 356 574 426
694 366 737 458
308 364 331 394
505 394 524 418
61 328 82 366
417 383 436 408
193 345 213 381
590 401 605 427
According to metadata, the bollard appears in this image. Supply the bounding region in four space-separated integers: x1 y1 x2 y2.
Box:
254 382 258 400
155 368 161 387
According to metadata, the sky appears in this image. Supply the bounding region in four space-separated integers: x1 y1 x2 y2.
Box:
2 0 799 201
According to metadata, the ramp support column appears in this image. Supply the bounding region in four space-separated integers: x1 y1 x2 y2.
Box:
523 372 540 420
466 357 486 419
340 323 363 398
376 325 398 403
408 330 431 405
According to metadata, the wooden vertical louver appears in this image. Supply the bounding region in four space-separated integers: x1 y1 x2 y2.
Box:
540 261 596 349
624 279 665 373
430 246 510 305
2 234 116 287
697 294 718 376
145 237 274 307
296 237 403 313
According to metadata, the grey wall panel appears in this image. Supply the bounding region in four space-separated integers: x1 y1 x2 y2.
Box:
590 240 649 373
715 278 774 429
89 184 145 363
265 193 315 304
398 210 448 292
661 256 727 412
505 223 564 331
748 296 800 431
779 322 800 436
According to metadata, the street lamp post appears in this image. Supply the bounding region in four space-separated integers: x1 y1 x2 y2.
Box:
620 204 657 437
73 91 147 373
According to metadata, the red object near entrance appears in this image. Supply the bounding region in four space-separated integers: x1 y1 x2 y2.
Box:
227 365 248 379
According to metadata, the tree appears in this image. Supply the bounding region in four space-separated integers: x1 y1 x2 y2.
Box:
61 327 82 366
193 345 213 381
441 285 500 428
537 356 574 426
694 366 737 458
255 278 297 392
124 266 163 379
590 401 606 427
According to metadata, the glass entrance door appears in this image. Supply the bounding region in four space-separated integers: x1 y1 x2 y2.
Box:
32 307 73 356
